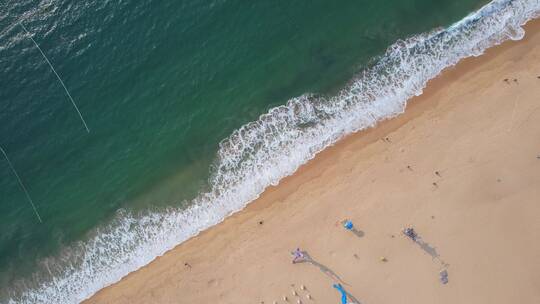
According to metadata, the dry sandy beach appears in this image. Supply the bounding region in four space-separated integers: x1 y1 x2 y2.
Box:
86 20 540 304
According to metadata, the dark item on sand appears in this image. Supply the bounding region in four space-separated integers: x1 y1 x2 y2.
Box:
403 227 418 241
440 269 449 284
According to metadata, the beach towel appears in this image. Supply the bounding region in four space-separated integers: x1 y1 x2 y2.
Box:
333 283 348 304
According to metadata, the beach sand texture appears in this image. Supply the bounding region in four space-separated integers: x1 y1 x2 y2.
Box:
85 20 540 304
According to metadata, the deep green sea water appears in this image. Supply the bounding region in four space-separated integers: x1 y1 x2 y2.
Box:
1 0 537 302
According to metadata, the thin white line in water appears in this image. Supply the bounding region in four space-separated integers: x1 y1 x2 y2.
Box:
0 145 43 223
19 22 90 133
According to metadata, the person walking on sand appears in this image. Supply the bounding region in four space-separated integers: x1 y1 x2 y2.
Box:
403 227 418 241
291 248 306 264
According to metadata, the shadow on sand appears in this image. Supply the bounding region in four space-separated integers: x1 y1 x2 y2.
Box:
300 252 349 286
414 237 449 267
349 228 364 238
344 289 362 304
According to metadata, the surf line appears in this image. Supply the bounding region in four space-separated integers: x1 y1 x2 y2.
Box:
0 145 43 223
19 22 90 133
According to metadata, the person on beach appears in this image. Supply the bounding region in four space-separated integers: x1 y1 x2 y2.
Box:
291 248 306 264
342 220 354 230
440 269 449 284
403 227 418 241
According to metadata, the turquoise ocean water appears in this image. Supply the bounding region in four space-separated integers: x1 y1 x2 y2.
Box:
1 0 538 302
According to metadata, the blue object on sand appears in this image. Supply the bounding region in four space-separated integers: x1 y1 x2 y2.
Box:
343 220 354 230
333 283 348 304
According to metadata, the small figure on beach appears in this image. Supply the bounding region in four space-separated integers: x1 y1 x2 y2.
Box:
342 219 364 238
291 248 307 264
403 227 418 241
342 220 354 231
439 269 449 284
184 262 192 269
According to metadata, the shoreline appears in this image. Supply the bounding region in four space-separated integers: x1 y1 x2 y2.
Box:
85 19 540 304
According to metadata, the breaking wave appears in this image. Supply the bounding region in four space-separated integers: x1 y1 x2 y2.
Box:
4 0 539 303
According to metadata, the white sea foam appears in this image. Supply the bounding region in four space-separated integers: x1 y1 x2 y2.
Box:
4 0 540 303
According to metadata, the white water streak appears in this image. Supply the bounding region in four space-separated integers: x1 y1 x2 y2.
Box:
0 145 43 223
19 22 90 133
